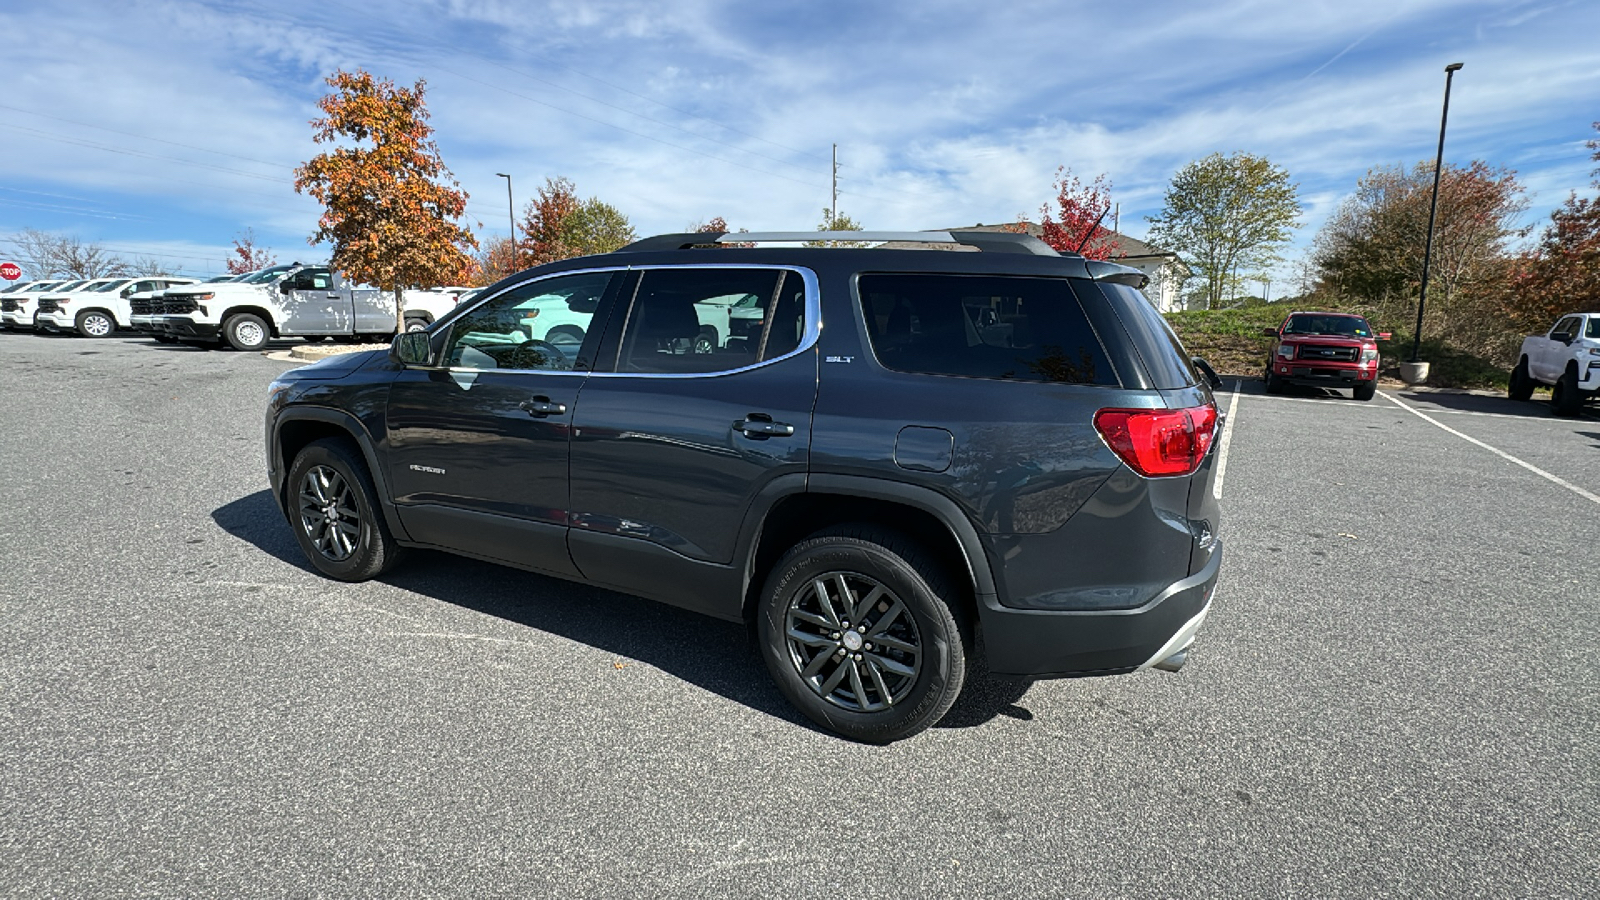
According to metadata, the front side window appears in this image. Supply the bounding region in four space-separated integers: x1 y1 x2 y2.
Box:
1553 317 1580 340
443 271 612 371
616 268 803 374
858 274 1117 385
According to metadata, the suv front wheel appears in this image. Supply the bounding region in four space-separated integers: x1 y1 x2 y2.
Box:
756 526 970 743
286 438 402 581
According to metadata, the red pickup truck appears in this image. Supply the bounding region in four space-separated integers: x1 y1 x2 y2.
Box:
1262 311 1390 401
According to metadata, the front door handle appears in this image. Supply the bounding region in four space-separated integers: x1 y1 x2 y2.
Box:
736 414 795 439
520 396 567 417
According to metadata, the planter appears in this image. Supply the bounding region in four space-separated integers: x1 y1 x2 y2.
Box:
1400 361 1431 385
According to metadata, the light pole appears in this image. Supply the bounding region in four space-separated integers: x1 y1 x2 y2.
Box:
496 173 518 273
1411 62 1463 363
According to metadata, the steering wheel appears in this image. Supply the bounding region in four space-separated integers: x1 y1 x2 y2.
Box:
512 339 572 371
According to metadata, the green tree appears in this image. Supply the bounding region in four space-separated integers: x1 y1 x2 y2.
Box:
293 69 477 332
1313 160 1527 347
518 176 635 263
806 207 866 247
1147 153 1300 309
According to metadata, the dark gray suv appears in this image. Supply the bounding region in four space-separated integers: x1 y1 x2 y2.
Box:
266 230 1223 742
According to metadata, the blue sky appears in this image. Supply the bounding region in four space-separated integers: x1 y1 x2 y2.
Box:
1 0 1596 285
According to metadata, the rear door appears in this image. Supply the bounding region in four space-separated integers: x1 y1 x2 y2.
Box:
565 265 817 615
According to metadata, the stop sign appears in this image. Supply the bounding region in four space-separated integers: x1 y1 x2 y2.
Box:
0 263 20 281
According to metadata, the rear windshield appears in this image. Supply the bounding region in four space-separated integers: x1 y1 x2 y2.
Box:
857 274 1116 385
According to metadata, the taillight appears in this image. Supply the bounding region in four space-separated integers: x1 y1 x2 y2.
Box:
1094 404 1218 478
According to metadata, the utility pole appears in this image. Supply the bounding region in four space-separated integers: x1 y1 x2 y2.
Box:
497 173 518 272
1260 277 1270 304
831 143 838 224
1113 202 1120 235
1411 62 1464 363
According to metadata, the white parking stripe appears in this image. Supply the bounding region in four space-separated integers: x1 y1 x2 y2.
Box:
1242 389 1591 422
1213 378 1242 499
1380 390 1600 506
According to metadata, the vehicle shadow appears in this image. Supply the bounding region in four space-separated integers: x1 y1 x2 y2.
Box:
211 490 1028 737
1226 376 1364 403
1386 388 1584 420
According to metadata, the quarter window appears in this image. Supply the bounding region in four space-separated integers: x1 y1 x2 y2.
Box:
443 271 612 371
858 273 1116 385
616 268 803 374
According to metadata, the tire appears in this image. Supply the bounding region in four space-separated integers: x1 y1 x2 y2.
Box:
1264 364 1284 394
756 526 971 743
404 317 430 333
694 327 717 355
1353 381 1376 402
223 313 270 351
75 310 115 338
1551 366 1583 417
1508 358 1535 401
285 438 401 581
544 324 585 344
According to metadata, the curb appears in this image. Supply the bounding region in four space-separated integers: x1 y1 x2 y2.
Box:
264 343 390 363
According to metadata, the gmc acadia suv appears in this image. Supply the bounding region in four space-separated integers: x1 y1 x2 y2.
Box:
266 230 1224 742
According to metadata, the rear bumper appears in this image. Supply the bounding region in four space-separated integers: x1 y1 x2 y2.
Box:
977 541 1222 678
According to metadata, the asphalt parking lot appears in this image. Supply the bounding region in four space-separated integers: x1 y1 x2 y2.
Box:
2 332 1595 898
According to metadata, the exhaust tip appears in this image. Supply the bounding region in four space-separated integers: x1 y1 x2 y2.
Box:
1152 649 1187 673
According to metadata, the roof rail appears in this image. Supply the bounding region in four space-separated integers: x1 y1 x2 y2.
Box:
617 230 1064 257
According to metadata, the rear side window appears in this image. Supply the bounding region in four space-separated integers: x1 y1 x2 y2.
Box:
857 273 1116 385
1096 282 1199 389
617 268 802 374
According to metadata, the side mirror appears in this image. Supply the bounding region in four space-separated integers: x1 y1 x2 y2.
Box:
279 281 294 294
1261 327 1278 337
390 332 432 366
1192 356 1224 390
1377 332 1392 341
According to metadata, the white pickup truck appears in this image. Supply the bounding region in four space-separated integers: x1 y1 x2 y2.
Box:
1509 312 1600 416
35 275 199 337
155 263 400 350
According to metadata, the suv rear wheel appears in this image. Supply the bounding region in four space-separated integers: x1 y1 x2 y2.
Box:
756 526 970 743
286 438 402 581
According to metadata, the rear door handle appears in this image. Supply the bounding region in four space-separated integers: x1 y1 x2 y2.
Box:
736 414 795 438
520 396 567 417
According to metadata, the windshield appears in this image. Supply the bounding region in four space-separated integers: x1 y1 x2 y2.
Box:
1283 314 1372 338
89 279 133 292
241 265 296 284
24 282 60 292
52 281 88 292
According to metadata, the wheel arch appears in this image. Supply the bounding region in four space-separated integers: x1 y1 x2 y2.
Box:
272 407 409 540
223 305 278 336
737 474 997 625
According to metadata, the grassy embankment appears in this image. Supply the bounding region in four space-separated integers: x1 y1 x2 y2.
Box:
1163 305 1515 391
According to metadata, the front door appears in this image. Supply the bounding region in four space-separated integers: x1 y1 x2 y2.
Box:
567 266 817 614
385 270 620 578
279 267 342 335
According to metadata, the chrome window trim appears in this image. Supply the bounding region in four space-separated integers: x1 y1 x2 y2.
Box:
429 263 820 379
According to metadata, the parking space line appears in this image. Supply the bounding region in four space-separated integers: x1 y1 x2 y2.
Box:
1213 378 1241 499
1380 390 1600 506
1239 389 1590 423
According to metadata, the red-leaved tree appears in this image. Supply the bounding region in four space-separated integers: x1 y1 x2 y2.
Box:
1506 121 1600 330
1023 167 1120 260
227 229 277 274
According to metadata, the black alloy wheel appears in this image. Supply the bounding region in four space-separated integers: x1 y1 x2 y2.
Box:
758 526 970 743
285 438 400 581
1508 358 1535 401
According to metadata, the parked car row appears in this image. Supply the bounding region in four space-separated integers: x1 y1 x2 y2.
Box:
0 266 483 349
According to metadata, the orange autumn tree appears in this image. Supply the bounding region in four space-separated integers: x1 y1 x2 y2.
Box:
294 69 476 332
